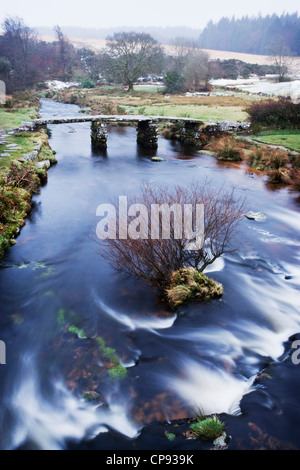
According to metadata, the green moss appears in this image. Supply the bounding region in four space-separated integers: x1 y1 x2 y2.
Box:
190 416 224 441
96 336 106 349
96 336 119 366
103 347 119 366
108 365 127 380
68 325 87 339
165 433 176 442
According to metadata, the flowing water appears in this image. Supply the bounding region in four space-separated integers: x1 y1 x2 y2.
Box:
0 99 300 450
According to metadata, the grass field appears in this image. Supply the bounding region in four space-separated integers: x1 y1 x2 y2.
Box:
0 106 47 172
252 131 300 152
49 86 254 122
0 107 39 130
123 103 248 122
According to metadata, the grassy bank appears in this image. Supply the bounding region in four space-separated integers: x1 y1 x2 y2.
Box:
0 95 56 259
251 130 300 152
44 86 257 122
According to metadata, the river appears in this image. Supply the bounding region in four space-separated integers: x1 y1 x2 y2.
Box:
0 99 300 450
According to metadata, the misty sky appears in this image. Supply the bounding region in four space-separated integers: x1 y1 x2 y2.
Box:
0 0 299 30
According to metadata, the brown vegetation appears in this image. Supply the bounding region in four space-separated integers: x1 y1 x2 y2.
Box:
247 100 300 129
205 136 245 161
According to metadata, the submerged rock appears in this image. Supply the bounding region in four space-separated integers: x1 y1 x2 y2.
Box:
245 212 267 222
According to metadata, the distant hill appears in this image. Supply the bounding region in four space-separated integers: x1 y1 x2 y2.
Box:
200 13 300 56
35 25 202 45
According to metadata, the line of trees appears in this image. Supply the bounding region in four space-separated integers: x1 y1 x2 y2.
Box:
0 17 81 92
0 19 214 94
200 13 300 56
0 15 296 95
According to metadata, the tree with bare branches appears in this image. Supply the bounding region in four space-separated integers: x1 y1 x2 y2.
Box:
1 16 35 89
99 183 246 293
270 39 293 83
104 32 164 91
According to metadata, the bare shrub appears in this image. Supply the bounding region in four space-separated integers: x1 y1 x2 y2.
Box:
247 99 300 129
100 182 246 290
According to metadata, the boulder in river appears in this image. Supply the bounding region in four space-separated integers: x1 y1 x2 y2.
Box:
245 212 267 222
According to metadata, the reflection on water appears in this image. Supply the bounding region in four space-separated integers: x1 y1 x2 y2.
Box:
0 99 299 449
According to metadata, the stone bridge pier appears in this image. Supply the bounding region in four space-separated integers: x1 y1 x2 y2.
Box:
91 119 108 149
137 120 158 149
180 121 200 146
91 118 158 150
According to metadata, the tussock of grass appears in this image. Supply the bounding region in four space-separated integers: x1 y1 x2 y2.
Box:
166 268 223 309
190 416 224 441
206 136 244 161
248 146 292 184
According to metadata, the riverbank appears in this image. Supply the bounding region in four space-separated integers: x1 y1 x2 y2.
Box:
0 94 57 259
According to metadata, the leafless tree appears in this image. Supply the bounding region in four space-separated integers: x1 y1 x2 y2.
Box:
1 16 35 89
270 38 293 82
185 49 211 91
54 25 77 79
104 32 164 91
171 36 198 70
99 183 246 290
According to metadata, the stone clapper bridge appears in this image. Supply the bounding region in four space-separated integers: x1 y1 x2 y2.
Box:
20 115 250 149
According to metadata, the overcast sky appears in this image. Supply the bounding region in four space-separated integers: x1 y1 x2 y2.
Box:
0 0 299 30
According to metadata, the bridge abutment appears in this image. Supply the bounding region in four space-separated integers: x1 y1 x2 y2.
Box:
137 120 158 149
180 121 200 146
91 120 108 149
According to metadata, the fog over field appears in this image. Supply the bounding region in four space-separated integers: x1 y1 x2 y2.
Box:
0 0 299 29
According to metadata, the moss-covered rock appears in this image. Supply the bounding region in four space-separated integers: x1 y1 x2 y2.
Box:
166 268 223 309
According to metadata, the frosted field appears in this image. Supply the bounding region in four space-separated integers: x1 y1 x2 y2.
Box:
211 77 300 98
